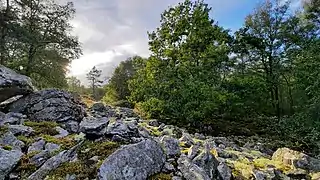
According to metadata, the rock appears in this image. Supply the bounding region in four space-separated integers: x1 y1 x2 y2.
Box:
217 162 232 180
29 151 52 167
272 148 320 172
45 143 60 153
79 116 109 137
98 139 166 180
179 133 195 147
177 155 210 180
0 148 23 180
160 135 181 158
187 143 201 160
0 112 26 125
8 125 34 136
192 143 219 179
5 89 86 124
148 119 159 127
91 102 106 112
163 162 175 173
138 126 151 138
63 120 79 133
194 133 206 140
0 65 36 103
0 132 24 150
106 120 139 139
27 142 82 180
54 126 69 138
28 139 45 153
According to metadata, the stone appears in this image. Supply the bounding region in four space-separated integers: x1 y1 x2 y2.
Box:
54 126 69 138
8 125 34 136
0 148 23 180
0 132 24 151
90 102 107 113
66 174 77 180
63 120 79 133
179 133 195 147
217 162 232 180
98 139 166 180
172 176 182 180
30 151 53 167
28 139 45 153
177 155 210 180
27 142 82 180
163 162 175 173
0 112 26 125
79 116 109 137
45 143 60 153
187 143 201 160
160 135 181 158
148 119 159 127
106 120 139 139
5 89 86 124
194 133 206 140
0 65 36 103
192 143 219 179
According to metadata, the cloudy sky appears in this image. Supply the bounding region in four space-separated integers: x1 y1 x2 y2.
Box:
67 0 302 84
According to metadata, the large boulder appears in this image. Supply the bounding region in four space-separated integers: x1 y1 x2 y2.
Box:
0 65 36 103
98 139 166 180
0 148 23 180
79 116 109 138
106 120 139 139
5 89 86 130
177 155 211 180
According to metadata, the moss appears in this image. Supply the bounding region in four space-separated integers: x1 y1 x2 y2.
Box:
253 158 291 172
2 145 12 150
48 161 92 179
230 157 254 179
0 125 8 136
77 140 120 161
139 122 161 137
16 151 41 178
17 135 36 146
148 173 172 180
41 134 77 149
24 121 59 136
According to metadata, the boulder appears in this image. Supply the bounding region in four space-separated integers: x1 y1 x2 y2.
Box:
160 135 181 158
217 162 232 180
79 116 109 137
106 120 139 139
0 148 23 180
54 126 69 138
27 142 82 180
0 65 36 103
8 125 34 136
63 120 79 133
5 89 86 125
28 139 45 153
177 155 211 180
98 139 166 180
0 131 24 151
0 112 26 125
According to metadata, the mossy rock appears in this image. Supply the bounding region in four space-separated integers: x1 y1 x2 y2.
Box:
139 122 162 137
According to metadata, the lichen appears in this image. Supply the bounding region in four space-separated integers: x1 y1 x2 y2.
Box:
139 122 161 137
229 157 254 179
210 148 218 157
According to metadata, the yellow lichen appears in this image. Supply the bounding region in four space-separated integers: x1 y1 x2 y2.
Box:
181 147 190 154
231 157 254 179
210 148 218 157
253 158 291 172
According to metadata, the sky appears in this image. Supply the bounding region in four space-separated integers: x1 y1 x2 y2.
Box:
67 0 302 84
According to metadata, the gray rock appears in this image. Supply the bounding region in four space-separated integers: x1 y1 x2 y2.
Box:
217 162 232 180
8 125 34 136
138 126 151 138
0 65 36 103
0 112 26 125
177 155 210 180
27 142 82 180
98 139 166 180
45 143 60 153
163 162 175 173
179 133 195 147
192 143 219 179
0 148 23 180
160 135 180 157
66 174 77 180
0 132 24 150
187 143 201 160
63 120 79 133
6 89 86 124
29 151 52 167
106 120 139 138
28 139 45 153
148 119 159 127
172 176 182 180
194 133 206 140
54 126 69 138
80 116 109 137
91 102 107 113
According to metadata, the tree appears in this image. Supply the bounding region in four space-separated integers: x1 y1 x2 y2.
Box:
103 56 146 104
129 0 232 124
86 66 103 100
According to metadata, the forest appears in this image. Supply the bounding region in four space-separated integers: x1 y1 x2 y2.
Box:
1 0 319 156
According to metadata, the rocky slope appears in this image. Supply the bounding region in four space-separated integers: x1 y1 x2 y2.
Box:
1 65 320 180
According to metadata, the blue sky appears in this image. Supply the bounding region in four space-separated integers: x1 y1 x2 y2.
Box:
67 0 301 84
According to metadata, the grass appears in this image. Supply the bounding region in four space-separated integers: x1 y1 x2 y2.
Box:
24 121 59 136
41 134 77 150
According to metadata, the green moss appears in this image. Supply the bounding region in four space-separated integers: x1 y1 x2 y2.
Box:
24 121 59 136
253 158 291 172
41 134 77 149
48 161 92 179
148 173 172 180
139 122 161 137
17 135 36 146
229 157 254 179
77 140 120 161
2 145 12 150
0 126 8 136
16 151 41 178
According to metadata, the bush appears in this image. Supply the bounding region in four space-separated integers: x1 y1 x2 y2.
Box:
135 98 165 119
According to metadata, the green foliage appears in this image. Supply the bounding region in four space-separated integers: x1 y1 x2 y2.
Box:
87 66 103 100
